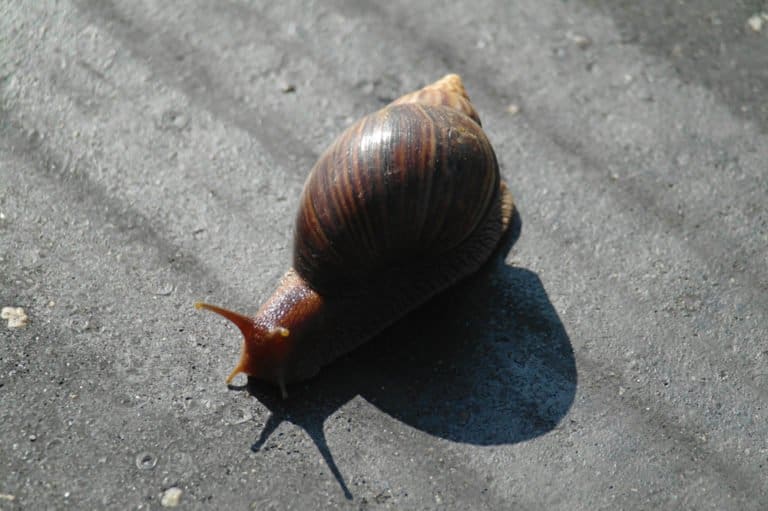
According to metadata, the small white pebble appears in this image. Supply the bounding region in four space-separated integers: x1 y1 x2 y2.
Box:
161 487 183 507
506 103 520 115
567 32 592 49
2 307 28 328
0 493 16 501
747 13 765 32
172 114 188 128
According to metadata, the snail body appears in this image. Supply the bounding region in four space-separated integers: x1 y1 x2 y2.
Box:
197 75 515 396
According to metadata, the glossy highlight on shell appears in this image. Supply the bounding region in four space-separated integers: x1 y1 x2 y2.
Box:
196 74 516 396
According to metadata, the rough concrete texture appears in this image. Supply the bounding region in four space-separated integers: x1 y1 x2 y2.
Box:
1 0 767 509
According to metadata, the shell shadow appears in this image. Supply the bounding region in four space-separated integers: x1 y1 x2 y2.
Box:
245 211 577 497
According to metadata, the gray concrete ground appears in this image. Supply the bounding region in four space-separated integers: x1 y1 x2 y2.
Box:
1 0 767 509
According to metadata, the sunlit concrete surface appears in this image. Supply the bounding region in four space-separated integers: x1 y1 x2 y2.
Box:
1 1 767 508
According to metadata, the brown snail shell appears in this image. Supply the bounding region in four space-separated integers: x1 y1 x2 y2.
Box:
196 74 515 397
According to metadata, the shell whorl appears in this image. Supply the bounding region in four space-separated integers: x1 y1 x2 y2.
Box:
293 77 500 295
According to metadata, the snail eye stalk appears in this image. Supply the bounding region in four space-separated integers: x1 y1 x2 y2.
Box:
195 302 256 341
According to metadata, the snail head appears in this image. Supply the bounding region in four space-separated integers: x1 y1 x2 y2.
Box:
194 302 292 397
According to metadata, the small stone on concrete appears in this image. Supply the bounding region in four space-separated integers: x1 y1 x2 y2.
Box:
2 307 28 328
746 13 766 32
161 487 183 507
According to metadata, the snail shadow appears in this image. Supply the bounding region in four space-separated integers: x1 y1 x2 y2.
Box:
246 211 577 497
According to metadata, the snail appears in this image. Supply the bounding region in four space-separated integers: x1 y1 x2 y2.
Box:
196 74 515 397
